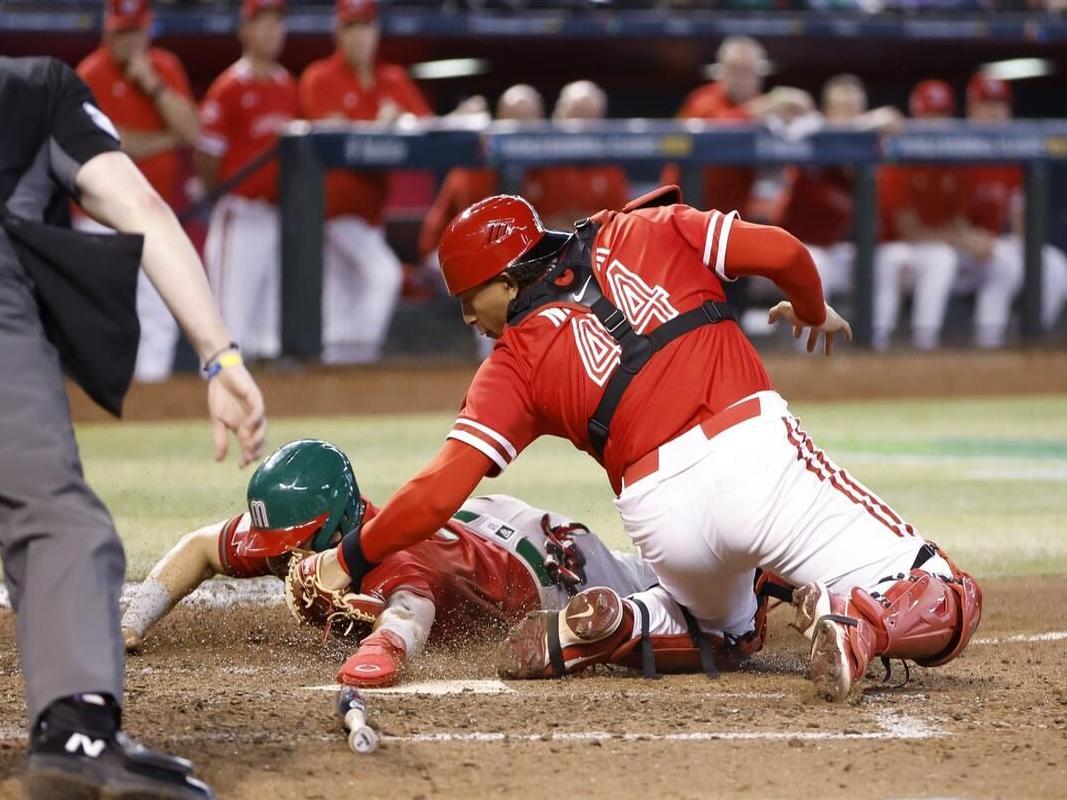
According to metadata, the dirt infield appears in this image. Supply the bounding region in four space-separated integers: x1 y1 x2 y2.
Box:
1 577 1064 800
67 350 1067 423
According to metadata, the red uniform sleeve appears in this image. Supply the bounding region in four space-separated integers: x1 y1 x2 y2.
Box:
197 80 231 158
154 50 194 100
218 513 273 579
353 440 491 564
673 205 826 326
445 344 540 476
385 68 433 117
418 169 463 258
298 64 335 120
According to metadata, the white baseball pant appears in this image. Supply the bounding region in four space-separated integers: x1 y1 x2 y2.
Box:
74 216 178 382
322 215 403 364
204 195 281 360
959 237 1067 346
805 241 854 299
873 241 958 351
614 391 950 639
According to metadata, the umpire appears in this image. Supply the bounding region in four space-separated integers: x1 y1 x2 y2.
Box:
0 57 266 799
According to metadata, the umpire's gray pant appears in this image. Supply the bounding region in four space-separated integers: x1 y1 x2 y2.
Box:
0 244 125 727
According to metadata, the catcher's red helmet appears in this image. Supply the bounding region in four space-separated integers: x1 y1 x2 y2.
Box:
438 195 571 296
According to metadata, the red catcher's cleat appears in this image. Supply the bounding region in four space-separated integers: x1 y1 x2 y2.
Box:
496 586 633 679
337 630 407 688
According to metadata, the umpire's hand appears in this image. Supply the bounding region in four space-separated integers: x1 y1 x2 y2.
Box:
208 362 266 468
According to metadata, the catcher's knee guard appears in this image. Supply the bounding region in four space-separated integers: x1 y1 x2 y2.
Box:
849 566 982 667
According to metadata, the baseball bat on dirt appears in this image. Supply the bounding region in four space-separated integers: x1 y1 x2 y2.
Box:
336 686 379 754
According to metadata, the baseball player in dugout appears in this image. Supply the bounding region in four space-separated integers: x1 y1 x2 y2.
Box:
299 0 433 364
874 80 1017 351
418 84 545 268
522 81 630 230
123 440 736 688
0 56 265 799
663 35 813 218
76 0 200 382
289 184 982 702
196 0 297 362
776 74 902 304
961 73 1067 341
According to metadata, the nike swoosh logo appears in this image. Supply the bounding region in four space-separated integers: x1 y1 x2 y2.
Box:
572 276 593 303
569 606 596 619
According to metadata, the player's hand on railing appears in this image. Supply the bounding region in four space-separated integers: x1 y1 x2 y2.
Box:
769 301 853 357
208 363 267 467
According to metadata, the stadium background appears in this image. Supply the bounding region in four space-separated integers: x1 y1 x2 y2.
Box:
2 3 1067 799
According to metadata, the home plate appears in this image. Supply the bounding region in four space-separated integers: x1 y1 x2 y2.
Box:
301 679 515 696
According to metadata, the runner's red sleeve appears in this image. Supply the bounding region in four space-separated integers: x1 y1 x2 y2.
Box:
345 440 492 565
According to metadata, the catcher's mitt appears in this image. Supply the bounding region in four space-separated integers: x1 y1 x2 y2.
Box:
284 550 386 640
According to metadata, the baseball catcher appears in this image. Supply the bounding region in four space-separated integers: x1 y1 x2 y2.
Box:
288 185 981 702
122 439 747 686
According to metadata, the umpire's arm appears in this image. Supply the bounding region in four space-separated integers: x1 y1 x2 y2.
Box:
42 58 266 466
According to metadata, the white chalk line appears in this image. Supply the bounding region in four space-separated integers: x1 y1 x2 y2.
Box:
973 631 1067 645
0 577 283 611
0 711 942 746
303 679 516 696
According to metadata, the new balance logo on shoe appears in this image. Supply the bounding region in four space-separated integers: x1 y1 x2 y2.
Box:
64 733 106 758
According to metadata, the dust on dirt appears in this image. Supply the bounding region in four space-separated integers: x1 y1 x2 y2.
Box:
1 577 1065 800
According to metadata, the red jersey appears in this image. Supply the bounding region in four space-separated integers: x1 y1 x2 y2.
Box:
298 55 432 223
217 502 540 623
778 167 854 247
878 165 973 241
444 201 826 494
197 59 297 203
419 168 500 259
76 46 194 207
666 82 755 214
524 166 630 229
964 165 1020 235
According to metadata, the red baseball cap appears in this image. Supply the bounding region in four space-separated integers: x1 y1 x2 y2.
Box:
336 0 378 25
909 80 956 118
105 0 151 32
242 0 286 19
967 73 1013 106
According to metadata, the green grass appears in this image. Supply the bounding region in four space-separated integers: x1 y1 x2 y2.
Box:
74 395 1067 581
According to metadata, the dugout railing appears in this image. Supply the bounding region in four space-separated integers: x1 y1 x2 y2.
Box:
278 119 1067 356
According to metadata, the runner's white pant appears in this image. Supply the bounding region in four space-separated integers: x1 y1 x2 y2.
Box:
75 217 178 382
204 195 281 360
873 241 958 350
614 391 946 638
322 215 403 364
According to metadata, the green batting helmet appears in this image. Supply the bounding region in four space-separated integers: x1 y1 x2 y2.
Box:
237 439 365 558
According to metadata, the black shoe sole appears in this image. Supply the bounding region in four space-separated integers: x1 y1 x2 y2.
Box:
27 755 212 800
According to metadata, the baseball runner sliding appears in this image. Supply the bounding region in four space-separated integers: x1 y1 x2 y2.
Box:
122 440 730 687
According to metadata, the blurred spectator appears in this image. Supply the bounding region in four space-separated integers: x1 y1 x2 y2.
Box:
418 84 545 264
778 74 902 302
76 0 198 381
873 80 970 350
963 73 1067 342
299 0 432 364
663 35 812 217
196 0 297 360
524 80 630 229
